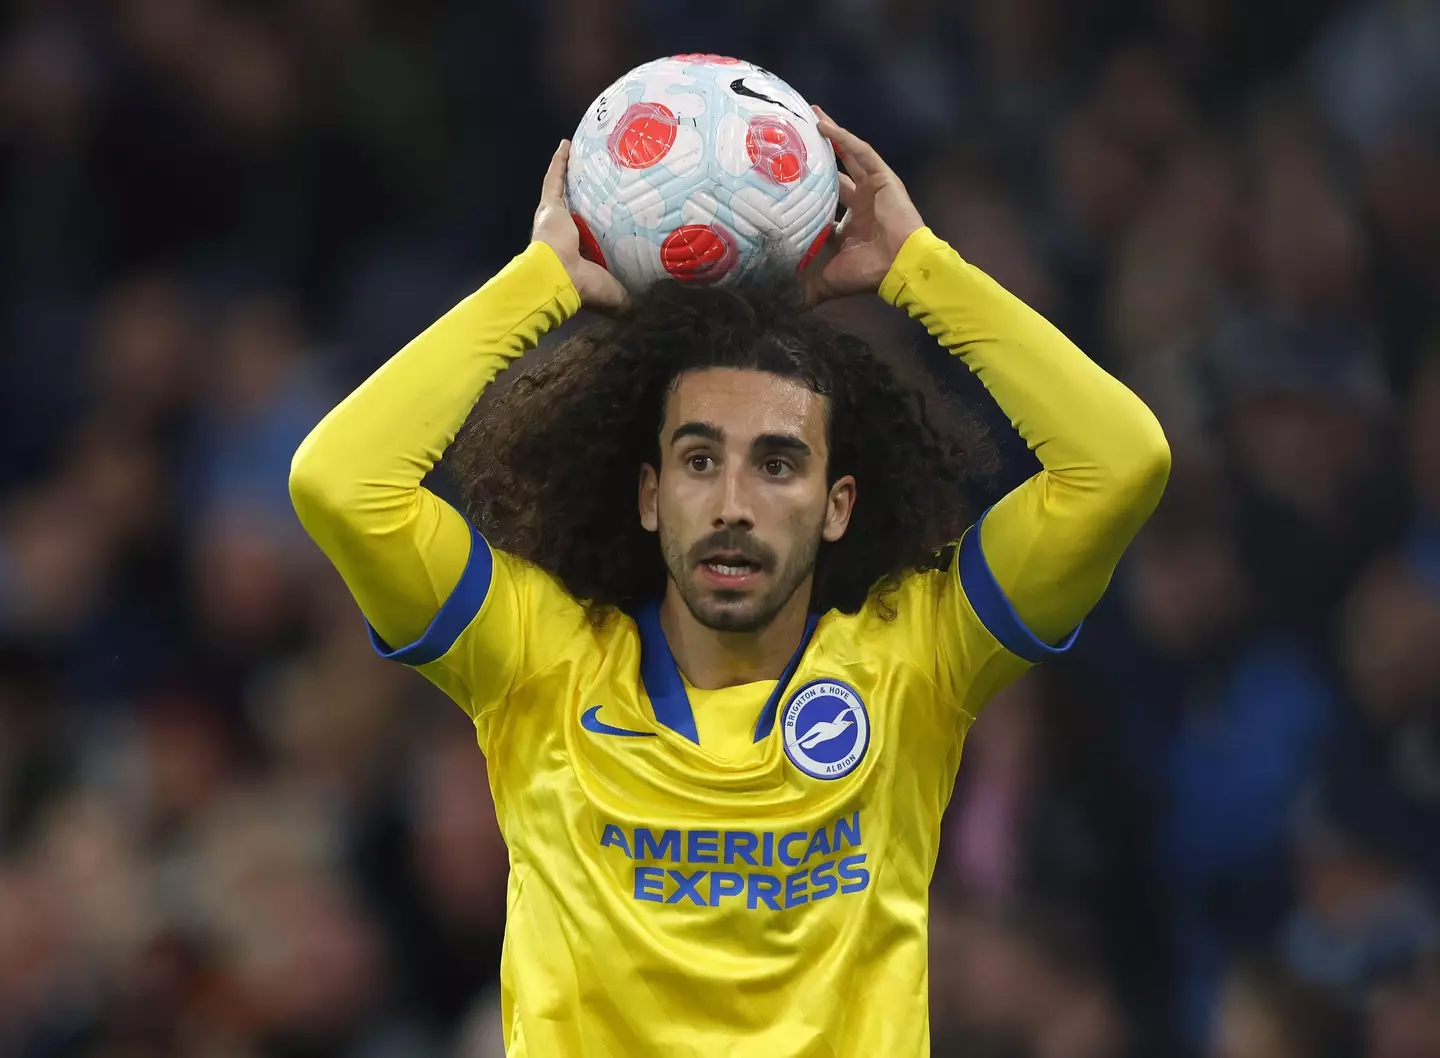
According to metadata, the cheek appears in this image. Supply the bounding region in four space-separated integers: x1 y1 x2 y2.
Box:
656 475 704 534
767 485 830 544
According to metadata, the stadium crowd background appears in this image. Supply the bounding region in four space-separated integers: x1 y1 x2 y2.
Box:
2 0 1439 1055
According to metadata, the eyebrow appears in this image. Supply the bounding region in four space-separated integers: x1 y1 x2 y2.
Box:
753 433 812 458
670 421 724 446
669 422 812 458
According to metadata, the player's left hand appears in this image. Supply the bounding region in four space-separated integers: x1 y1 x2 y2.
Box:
534 140 630 314
801 108 925 305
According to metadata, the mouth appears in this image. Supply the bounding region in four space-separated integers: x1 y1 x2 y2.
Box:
696 551 765 589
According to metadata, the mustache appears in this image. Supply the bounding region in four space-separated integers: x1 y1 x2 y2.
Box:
686 529 777 570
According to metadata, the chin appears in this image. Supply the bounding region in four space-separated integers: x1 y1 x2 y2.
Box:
689 594 774 634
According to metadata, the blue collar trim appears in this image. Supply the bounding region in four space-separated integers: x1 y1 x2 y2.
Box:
752 612 820 742
632 602 820 745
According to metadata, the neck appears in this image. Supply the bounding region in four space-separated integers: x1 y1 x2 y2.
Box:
659 580 812 689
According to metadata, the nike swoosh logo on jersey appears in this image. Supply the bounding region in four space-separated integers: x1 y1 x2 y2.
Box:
581 705 657 738
728 77 804 119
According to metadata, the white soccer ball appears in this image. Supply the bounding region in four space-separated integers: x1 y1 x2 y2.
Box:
565 54 839 292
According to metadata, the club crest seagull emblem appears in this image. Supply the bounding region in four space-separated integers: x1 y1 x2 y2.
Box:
781 680 870 780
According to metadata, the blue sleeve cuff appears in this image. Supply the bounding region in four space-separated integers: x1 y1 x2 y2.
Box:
957 508 1080 663
367 524 493 666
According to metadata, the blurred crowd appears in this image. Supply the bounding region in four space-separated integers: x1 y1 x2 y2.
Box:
2 0 1439 1056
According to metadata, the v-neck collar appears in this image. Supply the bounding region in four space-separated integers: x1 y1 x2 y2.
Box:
632 601 820 745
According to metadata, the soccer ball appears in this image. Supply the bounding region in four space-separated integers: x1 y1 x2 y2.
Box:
565 54 839 292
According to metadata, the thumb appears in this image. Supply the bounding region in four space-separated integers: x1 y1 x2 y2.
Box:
541 140 570 203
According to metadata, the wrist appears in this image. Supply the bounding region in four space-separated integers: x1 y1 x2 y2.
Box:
878 226 944 306
526 240 583 318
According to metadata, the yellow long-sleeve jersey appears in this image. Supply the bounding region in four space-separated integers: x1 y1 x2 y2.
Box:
290 228 1169 1057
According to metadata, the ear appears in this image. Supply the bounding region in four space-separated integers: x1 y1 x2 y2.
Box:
638 463 659 533
821 474 856 543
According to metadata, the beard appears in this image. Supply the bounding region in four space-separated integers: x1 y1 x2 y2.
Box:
660 520 822 633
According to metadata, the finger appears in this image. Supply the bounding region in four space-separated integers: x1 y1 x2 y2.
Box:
836 149 868 194
798 258 835 309
813 107 864 181
837 171 858 208
602 272 630 312
813 106 842 160
799 271 829 310
585 270 631 315
541 140 570 203
799 221 839 273
821 128 864 188
815 111 883 178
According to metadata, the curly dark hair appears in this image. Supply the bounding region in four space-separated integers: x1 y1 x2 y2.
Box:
449 280 996 622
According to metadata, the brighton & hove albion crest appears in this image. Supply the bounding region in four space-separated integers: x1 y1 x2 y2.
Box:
781 679 870 780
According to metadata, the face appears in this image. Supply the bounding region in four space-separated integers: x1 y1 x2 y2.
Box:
639 368 855 633
1210 977 1291 1058
1366 965 1440 1058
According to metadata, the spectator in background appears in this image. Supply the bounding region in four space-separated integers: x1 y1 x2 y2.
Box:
948 679 1044 905
187 296 331 528
1076 461 1338 1047
1204 307 1395 630
1309 0 1440 389
1321 543 1440 902
930 903 1131 1058
1208 959 1352 1058
1363 952 1440 1058
1282 783 1440 999
1309 0 1440 153
1200 99 1401 633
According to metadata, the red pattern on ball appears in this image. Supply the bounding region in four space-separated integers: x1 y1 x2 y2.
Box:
745 116 808 184
670 53 741 64
607 102 678 169
661 224 738 283
571 213 608 270
795 225 833 274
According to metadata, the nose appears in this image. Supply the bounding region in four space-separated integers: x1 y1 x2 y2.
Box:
713 463 755 531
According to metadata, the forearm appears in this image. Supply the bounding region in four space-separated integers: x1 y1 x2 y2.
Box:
881 228 1169 642
290 242 580 645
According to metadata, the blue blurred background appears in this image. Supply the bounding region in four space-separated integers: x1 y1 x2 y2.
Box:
1 1 1438 1056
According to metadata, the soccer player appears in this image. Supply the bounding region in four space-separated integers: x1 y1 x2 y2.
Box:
290 111 1170 1056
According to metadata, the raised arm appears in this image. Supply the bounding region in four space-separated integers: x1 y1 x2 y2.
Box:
810 110 1168 648
881 232 1170 644
289 142 621 649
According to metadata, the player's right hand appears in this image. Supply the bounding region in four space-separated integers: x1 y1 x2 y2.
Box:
534 140 629 313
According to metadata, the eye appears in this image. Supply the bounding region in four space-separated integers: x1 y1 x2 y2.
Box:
688 454 714 473
762 458 791 477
